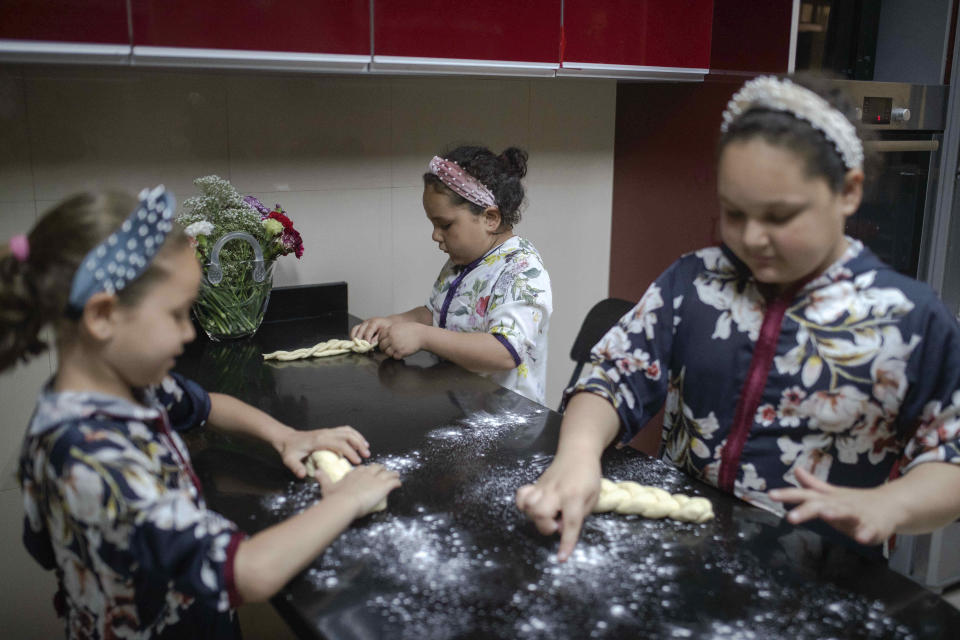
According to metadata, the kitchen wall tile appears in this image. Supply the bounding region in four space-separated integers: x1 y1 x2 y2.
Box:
0 70 34 203
0 488 62 638
389 77 531 188
249 188 394 321
227 75 392 193
0 198 37 241
528 79 616 187
26 68 230 201
523 180 613 408
390 186 444 312
0 357 50 492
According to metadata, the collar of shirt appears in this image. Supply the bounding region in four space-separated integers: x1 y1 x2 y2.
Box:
452 235 521 274
28 379 162 437
719 236 874 295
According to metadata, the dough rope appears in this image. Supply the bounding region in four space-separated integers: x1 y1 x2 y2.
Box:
593 478 714 523
304 450 387 513
263 338 376 361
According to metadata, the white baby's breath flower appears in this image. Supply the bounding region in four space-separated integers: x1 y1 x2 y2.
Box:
184 221 215 238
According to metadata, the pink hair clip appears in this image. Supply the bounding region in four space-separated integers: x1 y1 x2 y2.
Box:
428 156 497 209
8 234 29 263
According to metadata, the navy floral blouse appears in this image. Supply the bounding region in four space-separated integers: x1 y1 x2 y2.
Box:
569 240 960 522
18 374 245 639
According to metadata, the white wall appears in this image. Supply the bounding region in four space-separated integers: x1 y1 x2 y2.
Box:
0 66 615 635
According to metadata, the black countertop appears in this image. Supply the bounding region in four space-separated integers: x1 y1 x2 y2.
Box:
175 301 960 639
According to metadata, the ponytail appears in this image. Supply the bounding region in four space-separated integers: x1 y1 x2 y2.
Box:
0 242 52 371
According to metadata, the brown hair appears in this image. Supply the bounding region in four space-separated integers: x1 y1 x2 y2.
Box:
0 191 190 372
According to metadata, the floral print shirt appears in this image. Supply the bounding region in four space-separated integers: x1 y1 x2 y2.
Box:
569 240 960 524
427 236 552 404
18 374 244 639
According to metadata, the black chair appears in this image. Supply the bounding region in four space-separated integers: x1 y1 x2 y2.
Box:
566 297 636 392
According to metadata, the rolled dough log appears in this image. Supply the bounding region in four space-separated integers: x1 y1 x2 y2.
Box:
263 338 376 361
593 478 713 523
304 450 387 513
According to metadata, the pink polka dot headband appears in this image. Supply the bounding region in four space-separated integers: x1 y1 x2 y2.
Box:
428 156 497 209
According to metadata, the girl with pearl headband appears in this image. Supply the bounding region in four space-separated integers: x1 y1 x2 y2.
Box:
0 188 399 638
517 75 960 561
352 145 553 405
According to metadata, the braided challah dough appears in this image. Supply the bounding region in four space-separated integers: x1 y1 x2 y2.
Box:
593 479 714 523
304 450 387 513
263 338 375 361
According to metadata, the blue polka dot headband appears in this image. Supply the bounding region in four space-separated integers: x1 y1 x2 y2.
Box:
66 185 176 318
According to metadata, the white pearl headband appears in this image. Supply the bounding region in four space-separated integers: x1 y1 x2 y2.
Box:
721 76 864 170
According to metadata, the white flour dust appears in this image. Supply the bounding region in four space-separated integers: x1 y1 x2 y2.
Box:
258 403 914 639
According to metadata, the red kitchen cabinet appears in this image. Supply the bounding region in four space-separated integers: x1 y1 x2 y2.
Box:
561 0 713 80
372 0 561 76
0 0 130 64
130 0 370 71
710 0 793 74
0 0 128 43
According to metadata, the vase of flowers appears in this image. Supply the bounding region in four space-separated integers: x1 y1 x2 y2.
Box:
177 175 304 341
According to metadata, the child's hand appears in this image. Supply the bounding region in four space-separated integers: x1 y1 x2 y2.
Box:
378 322 424 360
320 463 401 519
767 467 900 545
351 317 393 343
278 426 371 479
515 456 602 562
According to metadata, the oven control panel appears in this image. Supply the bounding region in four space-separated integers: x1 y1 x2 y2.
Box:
862 96 892 124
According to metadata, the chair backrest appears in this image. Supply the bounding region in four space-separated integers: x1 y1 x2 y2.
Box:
566 297 635 392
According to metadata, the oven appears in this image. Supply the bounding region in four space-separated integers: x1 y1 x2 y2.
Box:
833 81 960 592
836 81 948 280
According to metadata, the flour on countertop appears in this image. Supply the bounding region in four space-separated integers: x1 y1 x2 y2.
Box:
259 404 912 639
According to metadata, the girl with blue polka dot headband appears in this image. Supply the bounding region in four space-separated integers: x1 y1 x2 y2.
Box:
0 187 400 637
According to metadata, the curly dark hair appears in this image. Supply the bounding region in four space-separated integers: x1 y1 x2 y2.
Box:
423 145 528 228
0 191 189 372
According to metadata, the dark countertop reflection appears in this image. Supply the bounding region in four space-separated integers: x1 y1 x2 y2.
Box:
175 314 960 640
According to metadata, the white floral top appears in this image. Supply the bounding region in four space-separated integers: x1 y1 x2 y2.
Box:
427 236 552 404
18 374 244 639
569 240 960 550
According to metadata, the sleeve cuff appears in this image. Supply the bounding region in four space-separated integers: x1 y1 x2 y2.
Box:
224 530 247 608
491 333 522 367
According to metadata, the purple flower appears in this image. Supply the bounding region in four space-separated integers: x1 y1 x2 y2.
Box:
243 195 270 216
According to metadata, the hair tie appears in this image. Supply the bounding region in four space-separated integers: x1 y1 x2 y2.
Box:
9 234 29 263
428 156 497 209
721 76 864 170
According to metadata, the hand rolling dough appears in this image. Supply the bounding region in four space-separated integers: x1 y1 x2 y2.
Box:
305 450 387 513
593 478 713 523
263 338 376 361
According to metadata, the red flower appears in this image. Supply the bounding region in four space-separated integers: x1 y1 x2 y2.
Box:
475 295 490 317
267 210 294 230
645 361 661 379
